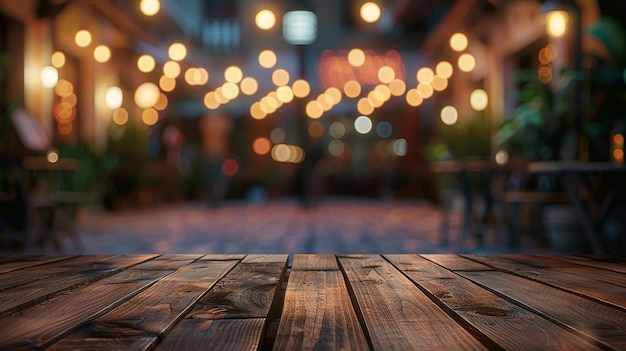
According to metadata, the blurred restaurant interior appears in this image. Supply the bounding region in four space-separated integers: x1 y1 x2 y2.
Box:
1 0 625 254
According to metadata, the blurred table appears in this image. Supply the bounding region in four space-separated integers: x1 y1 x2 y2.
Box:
529 161 626 253
1 254 625 350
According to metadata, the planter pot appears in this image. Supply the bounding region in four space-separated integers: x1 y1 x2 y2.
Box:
542 205 588 253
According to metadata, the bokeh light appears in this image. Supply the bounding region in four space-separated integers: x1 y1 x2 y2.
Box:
41 66 58 88
329 121 346 139
495 149 509 166
292 79 311 98
140 0 160 16
436 61 453 79
306 100 324 119
272 69 290 86
54 79 73 97
163 61 181 78
270 128 286 143
75 29 92 48
112 108 129 125
105 86 123 109
253 137 272 155
225 66 243 83
347 48 366 67
159 75 176 92
417 83 434 99
134 82 160 108
432 76 448 91
51 51 65 68
392 138 408 156
309 121 325 138
417 67 435 84
93 45 111 63
141 108 159 126
222 158 239 177
389 79 406 97
470 88 488 111
277 86 294 103
376 121 392 138
440 105 458 125
354 115 373 134
405 88 423 107
458 53 476 72
240 77 259 95
47 150 59 164
137 54 156 73
357 97 374 115
154 93 168 111
343 80 362 98
258 50 277 68
377 66 395 84
360 2 381 23
250 102 266 119
450 32 468 52
168 42 187 61
328 140 345 157
546 10 568 38
255 9 276 30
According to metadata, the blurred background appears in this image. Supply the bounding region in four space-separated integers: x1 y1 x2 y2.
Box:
1 0 625 255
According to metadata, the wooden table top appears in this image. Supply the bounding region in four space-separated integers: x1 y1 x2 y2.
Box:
1 254 625 350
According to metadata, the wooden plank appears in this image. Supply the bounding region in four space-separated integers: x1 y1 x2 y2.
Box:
0 269 175 350
131 254 202 270
199 254 246 261
420 254 494 271
338 254 488 351
291 254 339 270
466 255 626 310
0 255 76 274
46 260 238 350
0 255 155 315
155 318 265 351
459 270 626 351
242 254 288 263
548 255 626 274
386 254 606 351
186 255 287 319
273 269 369 350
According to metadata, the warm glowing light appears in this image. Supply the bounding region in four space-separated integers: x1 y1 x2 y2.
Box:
258 50 277 69
277 86 294 103
47 150 59 164
354 115 373 134
216 87 230 104
450 32 468 52
112 108 129 125
329 121 346 139
184 68 199 85
292 79 311 98
441 105 458 125
417 83 434 99
368 91 383 108
538 65 552 84
55 79 73 97
255 9 276 30
168 42 187 61
58 123 72 135
51 51 65 68
432 76 448 91
375 84 391 101
389 79 406 96
495 149 509 166
436 61 453 79
134 82 160 108
357 98 374 115
406 88 423 107
272 69 290 86
41 66 58 88
140 0 160 16
614 134 624 145
360 2 381 23
163 61 181 78
241 77 259 95
224 66 243 83
344 80 362 98
142 108 159 126
105 86 123 109
271 144 305 163
377 66 395 84
253 137 272 155
458 53 476 72
470 89 488 112
306 100 324 119
75 29 92 48
203 91 221 110
318 93 334 111
159 76 176 92
94 45 111 63
222 82 240 100
250 102 266 120
328 140 345 157
347 49 366 67
137 55 156 73
196 68 209 85
417 67 435 84
613 149 624 161
62 93 77 107
154 93 168 110
546 10 568 38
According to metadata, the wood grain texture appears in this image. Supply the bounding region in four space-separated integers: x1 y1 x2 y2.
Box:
545 255 626 274
199 254 246 261
459 270 626 351
420 254 494 271
273 269 369 351
0 255 75 274
187 257 287 319
291 254 339 271
466 255 626 310
155 318 265 351
242 254 288 263
0 269 174 350
0 255 155 315
130 254 201 270
386 254 605 351
338 254 488 351
47 260 238 350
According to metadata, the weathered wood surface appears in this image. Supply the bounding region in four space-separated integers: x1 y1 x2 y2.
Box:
0 254 625 350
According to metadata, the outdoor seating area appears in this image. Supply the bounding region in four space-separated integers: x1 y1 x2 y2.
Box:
1 254 625 350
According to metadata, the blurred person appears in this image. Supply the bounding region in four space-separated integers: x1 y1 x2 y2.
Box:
199 112 232 208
